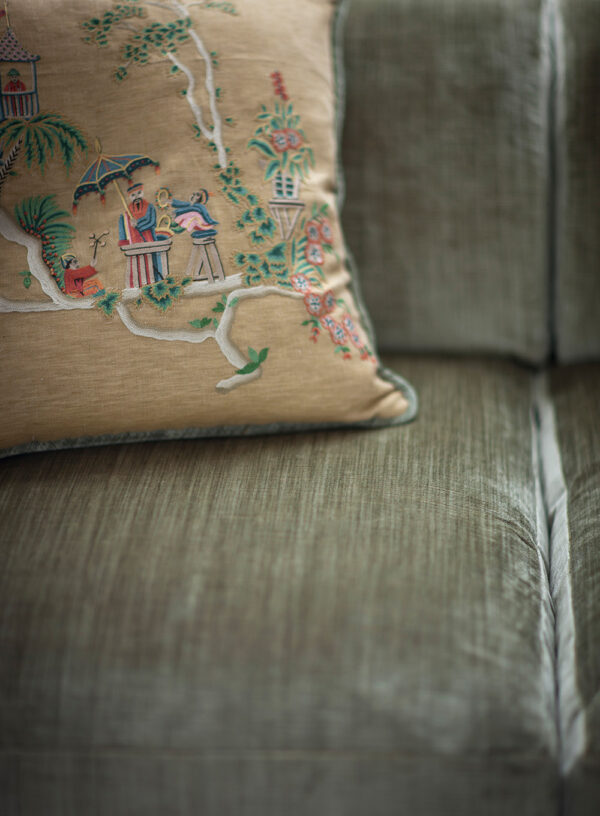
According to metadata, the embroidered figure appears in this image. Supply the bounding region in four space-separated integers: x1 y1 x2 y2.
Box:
61 251 103 299
0 15 40 123
170 189 224 284
72 141 171 290
171 190 218 239
118 182 169 286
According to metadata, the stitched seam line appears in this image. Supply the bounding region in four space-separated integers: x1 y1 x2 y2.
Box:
533 372 587 796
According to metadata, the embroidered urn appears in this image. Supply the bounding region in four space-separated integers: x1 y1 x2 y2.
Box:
248 71 314 242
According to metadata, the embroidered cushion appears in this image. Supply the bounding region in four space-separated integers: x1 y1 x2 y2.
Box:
0 0 416 457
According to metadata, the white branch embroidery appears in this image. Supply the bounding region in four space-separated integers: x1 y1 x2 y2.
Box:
1 207 303 392
145 0 227 167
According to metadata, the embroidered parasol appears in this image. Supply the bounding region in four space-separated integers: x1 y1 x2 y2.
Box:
72 139 160 215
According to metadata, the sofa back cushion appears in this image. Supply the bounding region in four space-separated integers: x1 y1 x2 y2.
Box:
555 0 600 362
341 0 551 365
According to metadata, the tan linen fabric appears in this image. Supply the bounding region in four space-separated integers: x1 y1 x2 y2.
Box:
549 364 600 814
555 1 600 362
0 0 413 456
0 356 558 814
341 0 550 364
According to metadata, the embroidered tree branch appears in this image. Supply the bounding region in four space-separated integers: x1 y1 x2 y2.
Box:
81 0 230 167
0 203 302 391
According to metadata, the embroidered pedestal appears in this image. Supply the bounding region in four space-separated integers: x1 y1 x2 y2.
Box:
120 239 172 288
269 173 304 240
186 235 225 283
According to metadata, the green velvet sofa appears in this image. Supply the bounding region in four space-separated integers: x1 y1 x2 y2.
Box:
1 0 599 813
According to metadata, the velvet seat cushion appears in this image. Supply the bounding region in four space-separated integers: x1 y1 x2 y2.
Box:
0 356 558 815
548 365 600 815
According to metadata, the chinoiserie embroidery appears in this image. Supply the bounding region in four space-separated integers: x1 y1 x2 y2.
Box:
0 0 376 397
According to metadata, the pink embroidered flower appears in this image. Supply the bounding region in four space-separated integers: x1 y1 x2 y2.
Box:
321 290 336 313
319 219 333 243
305 220 321 242
304 292 324 316
305 241 324 265
271 130 288 153
285 128 303 150
291 273 311 293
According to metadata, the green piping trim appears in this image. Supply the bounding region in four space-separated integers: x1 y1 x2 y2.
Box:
1 0 417 460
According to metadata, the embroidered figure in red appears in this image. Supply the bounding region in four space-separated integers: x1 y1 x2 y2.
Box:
61 252 103 298
3 68 26 117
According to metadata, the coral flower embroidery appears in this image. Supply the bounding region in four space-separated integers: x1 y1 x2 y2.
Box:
291 273 311 293
305 220 321 242
305 241 324 265
342 314 357 332
319 219 333 243
322 290 336 313
304 292 324 316
285 128 303 149
320 315 336 331
271 130 288 153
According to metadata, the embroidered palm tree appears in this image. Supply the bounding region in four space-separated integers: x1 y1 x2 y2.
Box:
0 112 87 195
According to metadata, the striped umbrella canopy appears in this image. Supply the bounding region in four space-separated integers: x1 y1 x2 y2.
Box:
72 140 160 214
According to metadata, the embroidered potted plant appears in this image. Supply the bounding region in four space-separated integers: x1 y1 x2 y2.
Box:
248 71 314 240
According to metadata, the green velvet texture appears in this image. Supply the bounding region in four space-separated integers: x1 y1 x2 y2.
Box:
341 0 550 363
550 364 600 815
555 1 600 362
0 356 558 813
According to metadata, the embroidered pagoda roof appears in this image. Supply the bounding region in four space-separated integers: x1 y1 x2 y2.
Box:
0 29 40 63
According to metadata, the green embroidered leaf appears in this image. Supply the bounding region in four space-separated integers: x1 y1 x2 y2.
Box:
94 290 121 317
258 347 269 364
246 194 258 206
234 252 246 266
260 219 276 237
266 243 286 263
264 160 280 181
247 138 276 158
229 297 239 307
235 361 260 376
19 270 32 289
189 317 212 329
248 347 259 363
212 302 226 313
